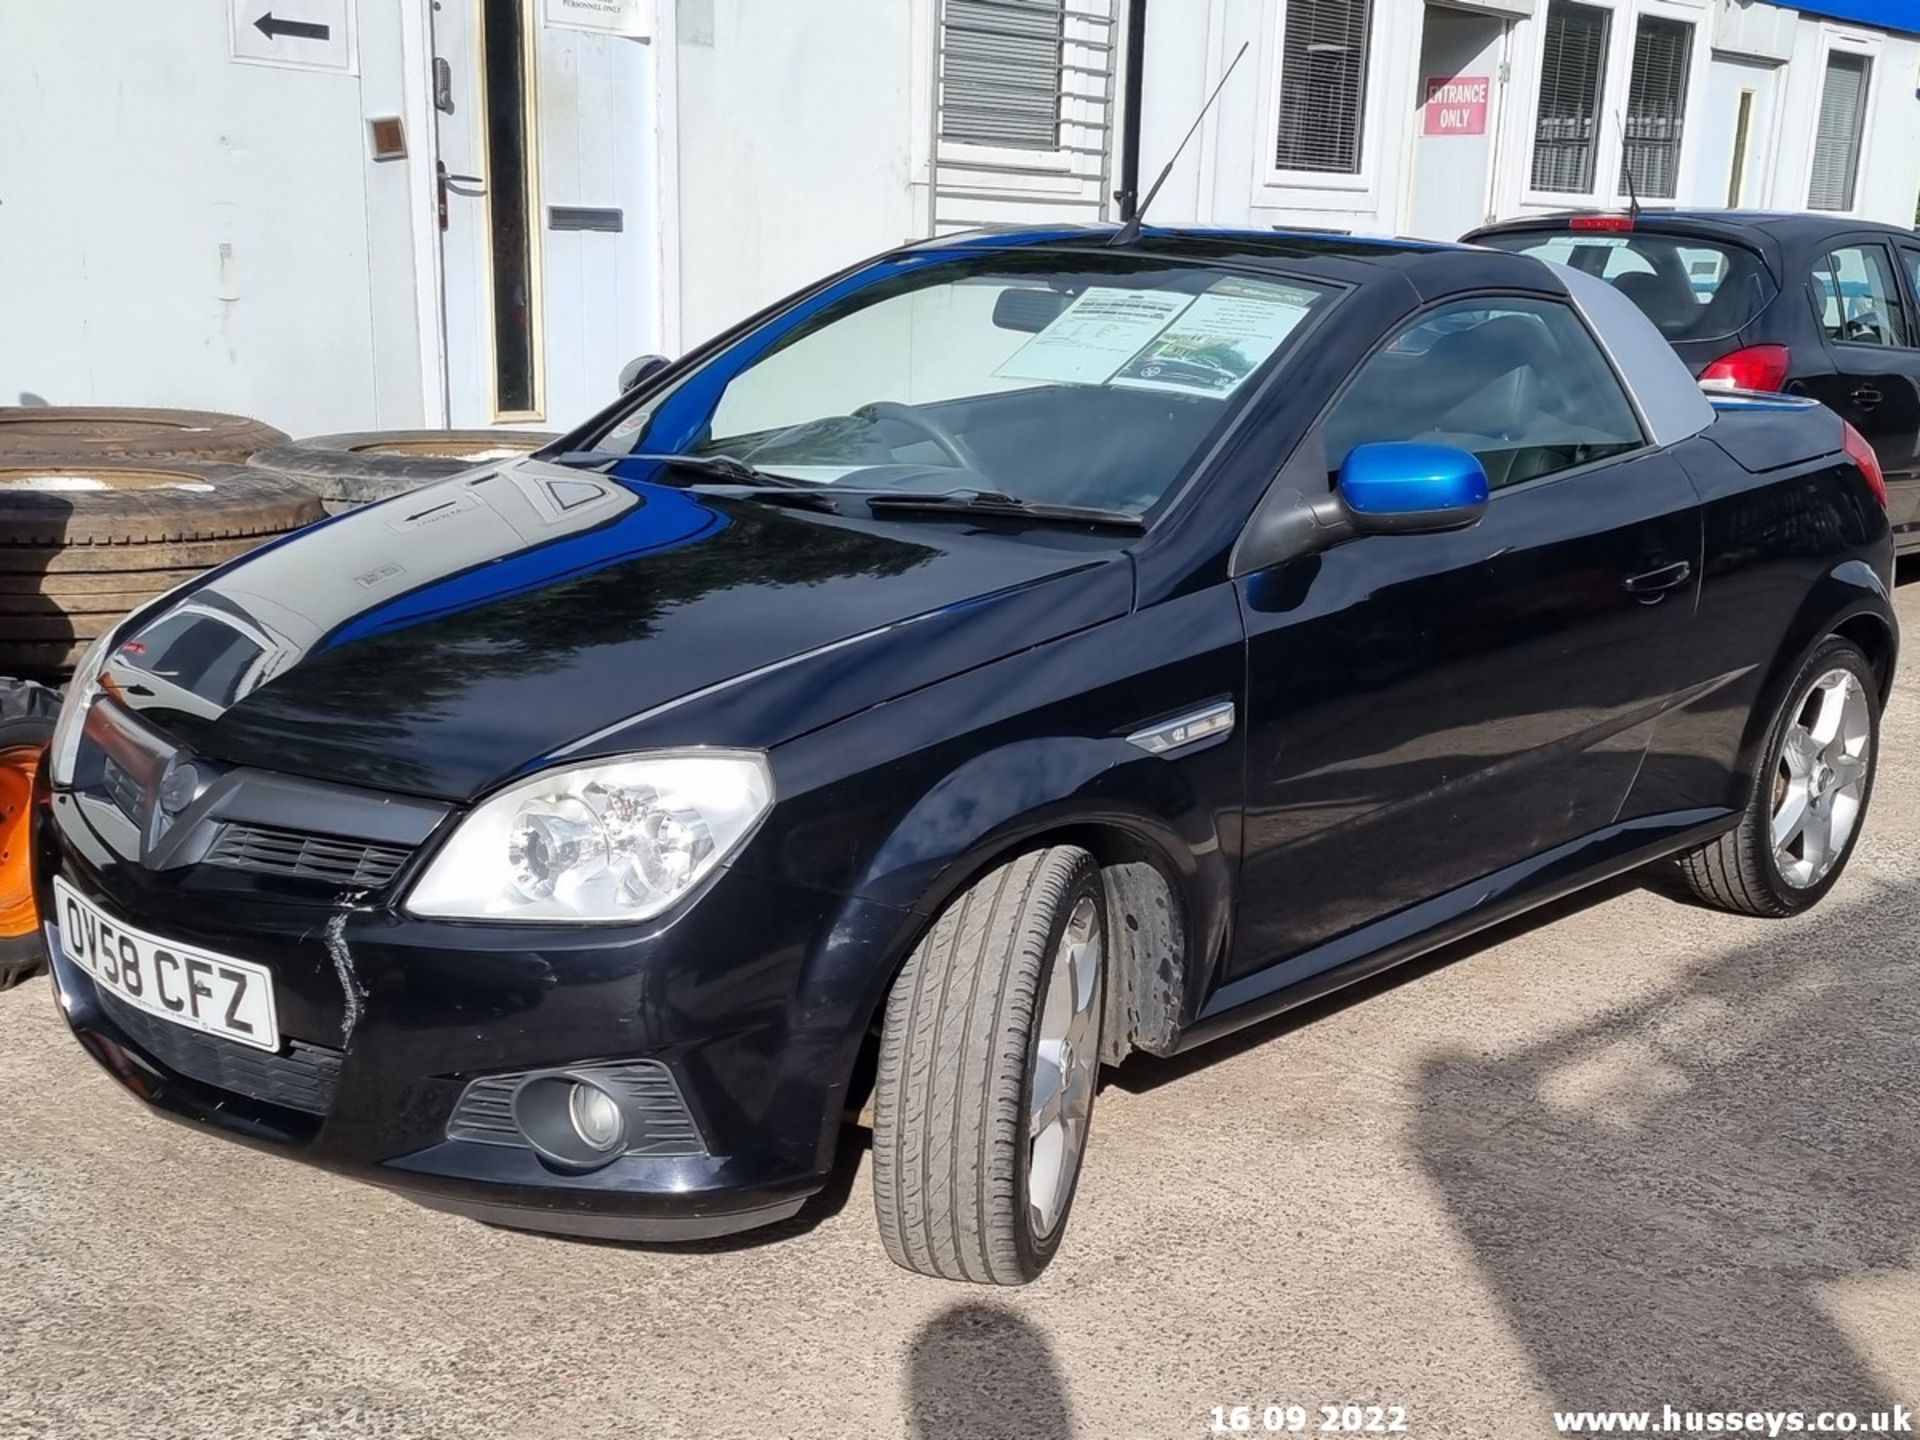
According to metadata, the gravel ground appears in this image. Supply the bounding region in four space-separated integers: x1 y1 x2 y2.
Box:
4 583 1918 1440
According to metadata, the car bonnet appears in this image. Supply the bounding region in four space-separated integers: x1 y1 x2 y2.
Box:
98 460 1133 801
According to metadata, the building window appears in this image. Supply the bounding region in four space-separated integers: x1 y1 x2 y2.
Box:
1531 1 1610 194
938 0 1066 150
1274 0 1374 174
1619 15 1692 200
1809 51 1871 212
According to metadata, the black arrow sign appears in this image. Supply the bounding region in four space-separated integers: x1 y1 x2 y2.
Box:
254 11 331 42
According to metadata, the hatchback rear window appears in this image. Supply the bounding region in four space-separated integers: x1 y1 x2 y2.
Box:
1476 231 1776 343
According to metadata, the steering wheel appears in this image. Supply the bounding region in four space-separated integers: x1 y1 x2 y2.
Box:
854 401 982 472
1843 312 1884 344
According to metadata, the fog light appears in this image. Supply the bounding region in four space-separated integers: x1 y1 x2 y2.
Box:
509 1073 632 1172
569 1081 624 1152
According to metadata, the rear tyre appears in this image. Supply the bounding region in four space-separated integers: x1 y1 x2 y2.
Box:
1675 637 1879 917
871 846 1105 1285
0 679 59 992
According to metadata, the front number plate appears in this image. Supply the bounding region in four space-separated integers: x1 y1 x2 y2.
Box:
52 877 281 1053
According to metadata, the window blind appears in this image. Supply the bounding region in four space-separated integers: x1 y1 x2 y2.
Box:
939 0 1067 151
1531 1 1610 193
1274 0 1373 173
1809 52 1870 212
1619 16 1692 200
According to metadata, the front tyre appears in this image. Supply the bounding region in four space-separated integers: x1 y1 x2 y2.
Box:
1676 637 1880 917
872 846 1105 1284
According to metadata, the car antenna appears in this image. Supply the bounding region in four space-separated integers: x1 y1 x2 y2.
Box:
1109 40 1250 246
1614 110 1642 221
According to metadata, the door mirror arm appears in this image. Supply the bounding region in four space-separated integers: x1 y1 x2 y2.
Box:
1232 486 1357 576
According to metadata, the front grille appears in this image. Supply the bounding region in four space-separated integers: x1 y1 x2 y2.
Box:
96 990 343 1116
447 1062 706 1157
205 823 412 889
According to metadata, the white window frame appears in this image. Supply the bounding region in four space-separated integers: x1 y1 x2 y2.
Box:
931 0 1112 201
1516 0 1709 213
1255 0 1392 203
1805 25 1881 218
1606 0 1710 206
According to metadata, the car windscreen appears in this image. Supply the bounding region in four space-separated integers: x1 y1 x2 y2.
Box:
1475 231 1776 344
584 252 1338 517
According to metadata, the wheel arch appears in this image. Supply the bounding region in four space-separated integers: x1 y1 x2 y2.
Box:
835 735 1238 1112
1736 559 1897 777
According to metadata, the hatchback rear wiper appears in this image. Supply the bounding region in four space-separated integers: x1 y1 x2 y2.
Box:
547 450 811 488
864 489 1145 530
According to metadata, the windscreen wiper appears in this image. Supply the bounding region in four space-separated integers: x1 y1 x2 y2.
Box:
864 489 1144 530
546 450 811 488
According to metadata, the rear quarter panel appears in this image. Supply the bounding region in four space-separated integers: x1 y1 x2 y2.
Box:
1629 418 1894 817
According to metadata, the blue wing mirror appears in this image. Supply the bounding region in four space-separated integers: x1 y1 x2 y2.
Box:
1337 442 1489 535
1231 438 1491 576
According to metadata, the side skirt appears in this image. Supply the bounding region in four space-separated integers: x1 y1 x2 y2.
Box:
1175 807 1736 1053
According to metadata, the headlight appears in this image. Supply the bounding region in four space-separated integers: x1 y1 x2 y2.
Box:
406 751 774 923
48 629 118 787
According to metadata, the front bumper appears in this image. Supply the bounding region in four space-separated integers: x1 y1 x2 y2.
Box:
38 784 912 1242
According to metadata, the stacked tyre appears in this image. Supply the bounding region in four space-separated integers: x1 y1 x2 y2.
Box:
0 408 325 991
249 429 558 511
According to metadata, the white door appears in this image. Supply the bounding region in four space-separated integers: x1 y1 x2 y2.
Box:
1406 7 1506 242
431 0 658 430
1693 56 1779 209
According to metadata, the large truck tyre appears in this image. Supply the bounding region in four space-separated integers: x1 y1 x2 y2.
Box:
0 407 287 465
249 429 559 509
0 461 325 680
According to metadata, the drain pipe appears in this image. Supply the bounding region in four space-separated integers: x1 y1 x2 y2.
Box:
1115 0 1148 221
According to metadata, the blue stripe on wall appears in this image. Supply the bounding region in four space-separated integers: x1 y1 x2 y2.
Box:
1790 1 1920 38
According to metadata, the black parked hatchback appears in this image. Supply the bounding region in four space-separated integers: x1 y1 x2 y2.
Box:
1468 210 1920 551
33 226 1897 1285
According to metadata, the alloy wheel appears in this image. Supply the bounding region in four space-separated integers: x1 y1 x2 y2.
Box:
1028 893 1102 1241
1770 666 1872 890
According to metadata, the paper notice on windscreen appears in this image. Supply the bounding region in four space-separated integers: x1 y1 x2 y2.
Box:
993 287 1197 386
1112 280 1318 397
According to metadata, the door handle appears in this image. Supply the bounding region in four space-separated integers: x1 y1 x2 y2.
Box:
1852 385 1883 411
1622 559 1692 601
443 172 487 195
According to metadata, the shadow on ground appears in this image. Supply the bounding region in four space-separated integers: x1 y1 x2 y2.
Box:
1414 880 1920 1412
905 1302 1073 1439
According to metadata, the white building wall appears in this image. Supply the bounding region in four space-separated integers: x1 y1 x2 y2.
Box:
666 0 925 350
4 0 1917 441
0 1 431 436
1770 18 1920 223
1134 0 1919 241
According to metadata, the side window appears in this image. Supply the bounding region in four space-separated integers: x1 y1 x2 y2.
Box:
1322 296 1644 489
1898 246 1920 320
1812 244 1913 349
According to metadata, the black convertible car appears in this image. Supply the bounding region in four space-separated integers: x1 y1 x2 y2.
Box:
1468 210 1920 552
33 226 1896 1285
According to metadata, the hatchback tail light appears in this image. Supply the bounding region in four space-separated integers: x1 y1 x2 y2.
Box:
1842 420 1889 511
1698 343 1791 392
